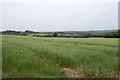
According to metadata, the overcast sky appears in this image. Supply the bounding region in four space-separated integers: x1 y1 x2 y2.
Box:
0 0 119 31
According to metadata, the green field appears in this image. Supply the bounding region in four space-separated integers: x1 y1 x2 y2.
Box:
2 35 118 78
0 36 2 79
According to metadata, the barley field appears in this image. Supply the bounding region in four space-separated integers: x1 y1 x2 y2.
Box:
2 35 118 78
0 35 2 79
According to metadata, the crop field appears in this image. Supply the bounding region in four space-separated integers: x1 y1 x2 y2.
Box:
27 33 53 36
2 35 118 78
0 35 2 79
27 33 79 37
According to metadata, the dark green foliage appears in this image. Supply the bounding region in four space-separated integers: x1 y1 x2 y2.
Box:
104 30 120 38
53 32 58 37
25 30 34 33
1 30 119 38
2 30 35 36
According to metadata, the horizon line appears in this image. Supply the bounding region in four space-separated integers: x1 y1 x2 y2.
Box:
0 28 118 32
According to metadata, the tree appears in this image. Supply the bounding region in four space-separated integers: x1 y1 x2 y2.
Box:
25 30 34 33
104 30 120 38
87 33 91 37
53 32 58 37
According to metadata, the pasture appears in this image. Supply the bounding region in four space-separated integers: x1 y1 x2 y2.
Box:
2 35 118 78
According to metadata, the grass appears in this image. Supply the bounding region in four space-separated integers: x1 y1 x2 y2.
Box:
0 35 2 79
2 35 118 78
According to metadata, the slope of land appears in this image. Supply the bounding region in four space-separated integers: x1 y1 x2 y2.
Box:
2 35 118 78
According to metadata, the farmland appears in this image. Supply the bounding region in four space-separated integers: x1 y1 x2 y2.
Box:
2 35 118 78
0 35 2 79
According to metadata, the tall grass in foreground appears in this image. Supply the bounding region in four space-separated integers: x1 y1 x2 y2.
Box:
2 35 118 78
0 35 2 79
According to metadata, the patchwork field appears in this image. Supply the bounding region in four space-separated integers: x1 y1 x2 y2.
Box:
2 35 118 78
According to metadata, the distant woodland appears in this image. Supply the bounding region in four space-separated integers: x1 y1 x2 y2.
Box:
1 30 120 38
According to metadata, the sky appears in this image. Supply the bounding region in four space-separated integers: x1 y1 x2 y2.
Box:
0 0 119 32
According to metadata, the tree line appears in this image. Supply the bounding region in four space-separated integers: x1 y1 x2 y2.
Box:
104 30 120 38
1 30 120 38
